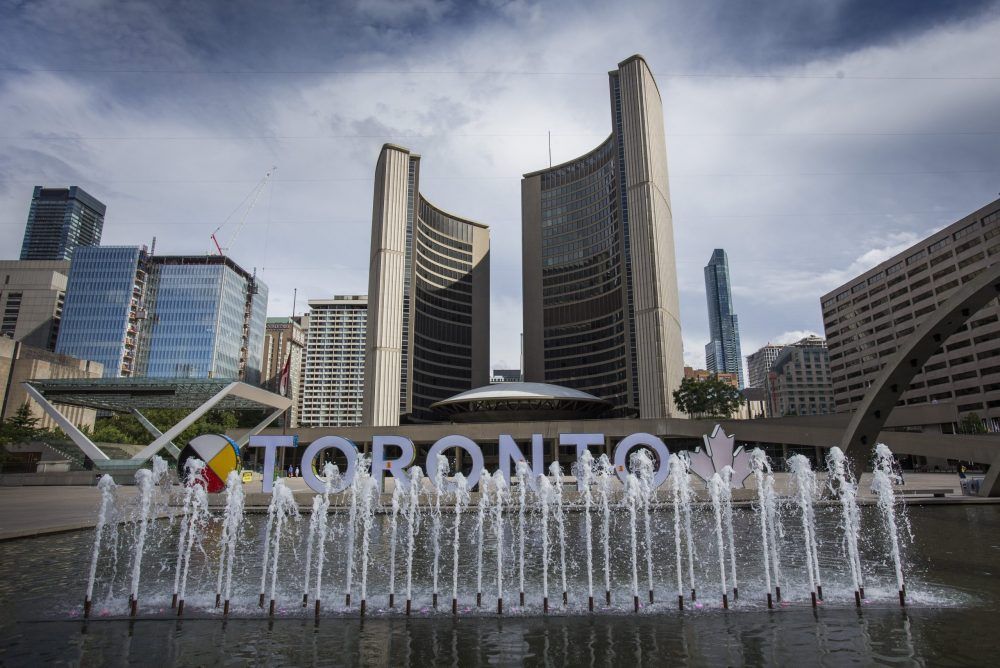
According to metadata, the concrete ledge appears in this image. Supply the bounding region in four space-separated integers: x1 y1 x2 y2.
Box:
0 472 135 486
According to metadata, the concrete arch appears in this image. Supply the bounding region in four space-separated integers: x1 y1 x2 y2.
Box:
840 261 1000 494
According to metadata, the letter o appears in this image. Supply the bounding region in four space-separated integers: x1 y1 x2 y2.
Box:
425 435 483 491
301 436 357 494
613 433 670 489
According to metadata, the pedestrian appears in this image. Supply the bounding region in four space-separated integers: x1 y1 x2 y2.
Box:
295 466 301 477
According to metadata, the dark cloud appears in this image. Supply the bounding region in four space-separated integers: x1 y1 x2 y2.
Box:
1 0 999 372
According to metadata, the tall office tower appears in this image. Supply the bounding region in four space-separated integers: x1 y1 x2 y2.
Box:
521 55 684 417
704 249 745 388
20 187 106 261
56 247 268 382
363 144 490 426
822 197 1000 426
300 296 367 427
261 316 305 427
0 260 70 350
765 336 834 417
746 343 786 390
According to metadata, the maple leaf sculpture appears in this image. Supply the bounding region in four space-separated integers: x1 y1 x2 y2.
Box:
686 424 753 488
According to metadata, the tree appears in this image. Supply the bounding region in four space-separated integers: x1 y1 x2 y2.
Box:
673 375 743 419
959 412 986 434
0 403 42 445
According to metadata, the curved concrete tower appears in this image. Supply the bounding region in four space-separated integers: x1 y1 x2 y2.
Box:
521 55 684 418
363 144 490 426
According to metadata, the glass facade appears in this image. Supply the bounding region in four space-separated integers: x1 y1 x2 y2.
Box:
537 137 635 413
704 249 745 387
55 246 143 377
20 187 106 261
409 196 476 420
57 249 267 382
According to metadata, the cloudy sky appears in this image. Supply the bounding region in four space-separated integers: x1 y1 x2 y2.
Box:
2 0 999 374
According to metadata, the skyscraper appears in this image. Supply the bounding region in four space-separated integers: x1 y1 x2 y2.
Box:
746 343 785 390
56 247 268 382
0 260 69 350
262 316 305 427
704 249 745 388
363 144 490 426
521 55 684 418
301 296 367 427
20 186 106 261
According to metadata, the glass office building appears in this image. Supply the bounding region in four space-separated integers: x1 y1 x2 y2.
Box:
704 249 745 388
56 249 267 383
521 55 684 418
20 186 106 261
54 246 146 377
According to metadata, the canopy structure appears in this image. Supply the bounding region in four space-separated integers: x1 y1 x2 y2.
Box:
431 382 613 423
23 378 291 469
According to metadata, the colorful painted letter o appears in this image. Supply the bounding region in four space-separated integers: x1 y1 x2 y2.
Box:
178 434 241 493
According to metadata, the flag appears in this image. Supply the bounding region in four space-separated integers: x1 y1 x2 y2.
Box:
278 352 291 397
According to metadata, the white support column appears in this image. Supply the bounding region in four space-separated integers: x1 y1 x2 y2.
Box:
129 409 182 459
21 383 110 462
130 382 240 463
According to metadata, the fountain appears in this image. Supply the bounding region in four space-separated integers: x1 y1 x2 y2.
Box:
431 454 449 609
538 474 553 612
707 473 729 609
720 466 739 602
492 471 508 614
873 443 908 606
577 450 596 611
216 469 245 615
788 454 823 607
550 462 569 608
404 465 424 615
84 474 117 618
475 470 491 608
750 448 783 607
78 446 930 623
451 473 470 614
128 456 168 616
356 458 377 616
261 479 299 615
387 474 402 609
596 454 614 606
827 447 866 607
311 462 338 616
667 454 687 610
515 459 531 608
625 473 641 612
632 450 656 605
175 467 208 616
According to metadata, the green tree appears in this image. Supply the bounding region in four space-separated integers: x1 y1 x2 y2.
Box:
0 403 42 444
673 375 743 419
959 412 986 434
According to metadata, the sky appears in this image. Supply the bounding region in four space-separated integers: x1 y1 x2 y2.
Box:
2 0 999 375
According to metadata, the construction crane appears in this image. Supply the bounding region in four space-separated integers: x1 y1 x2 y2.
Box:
210 166 276 255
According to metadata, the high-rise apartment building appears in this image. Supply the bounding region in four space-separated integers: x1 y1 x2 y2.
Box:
521 55 684 418
56 247 268 382
765 336 834 417
822 197 1000 425
20 187 106 261
704 249 744 388
262 316 305 427
0 260 70 350
363 145 490 426
746 343 786 390
301 296 367 427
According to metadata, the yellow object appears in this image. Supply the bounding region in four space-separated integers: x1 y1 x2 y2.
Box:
242 470 254 483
